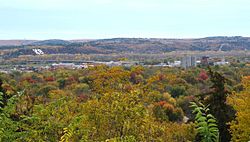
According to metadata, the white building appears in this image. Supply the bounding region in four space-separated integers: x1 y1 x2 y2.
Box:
214 61 229 66
51 63 87 69
214 57 230 66
168 61 181 67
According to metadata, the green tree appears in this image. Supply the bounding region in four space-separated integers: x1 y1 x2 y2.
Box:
203 67 235 142
0 91 24 141
190 102 219 142
170 85 187 98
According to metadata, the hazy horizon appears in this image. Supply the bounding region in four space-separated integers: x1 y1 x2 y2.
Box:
1 0 250 39
1 36 250 41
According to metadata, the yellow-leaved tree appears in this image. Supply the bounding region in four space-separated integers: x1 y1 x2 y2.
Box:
227 76 250 142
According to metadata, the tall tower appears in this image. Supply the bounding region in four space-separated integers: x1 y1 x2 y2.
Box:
181 56 196 69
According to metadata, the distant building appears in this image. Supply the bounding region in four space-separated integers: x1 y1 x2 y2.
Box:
104 61 122 67
201 56 209 66
168 61 181 67
214 58 229 66
153 63 167 67
214 61 229 66
51 63 86 69
191 56 197 67
181 56 196 69
52 63 75 68
181 56 190 69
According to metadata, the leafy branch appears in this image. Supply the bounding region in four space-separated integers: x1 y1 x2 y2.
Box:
190 102 219 142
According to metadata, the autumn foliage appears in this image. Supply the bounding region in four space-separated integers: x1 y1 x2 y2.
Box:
0 65 250 141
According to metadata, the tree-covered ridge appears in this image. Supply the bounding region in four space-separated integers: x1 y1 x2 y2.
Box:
2 37 250 56
0 65 249 141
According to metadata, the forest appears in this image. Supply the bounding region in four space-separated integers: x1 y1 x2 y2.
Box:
0 64 250 142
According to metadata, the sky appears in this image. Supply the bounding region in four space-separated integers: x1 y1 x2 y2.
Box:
0 0 250 39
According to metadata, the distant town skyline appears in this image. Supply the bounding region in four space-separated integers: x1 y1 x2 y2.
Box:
0 0 250 39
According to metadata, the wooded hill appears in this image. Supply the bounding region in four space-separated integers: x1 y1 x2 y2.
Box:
1 36 250 58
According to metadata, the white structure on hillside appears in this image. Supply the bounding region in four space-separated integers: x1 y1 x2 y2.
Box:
32 49 44 55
